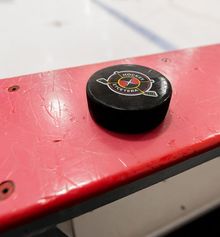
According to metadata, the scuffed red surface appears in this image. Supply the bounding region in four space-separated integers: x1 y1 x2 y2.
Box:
0 45 220 231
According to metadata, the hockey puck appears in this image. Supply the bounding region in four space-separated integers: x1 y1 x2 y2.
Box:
86 64 172 133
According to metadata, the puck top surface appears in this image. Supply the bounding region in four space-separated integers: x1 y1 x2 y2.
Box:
86 64 172 132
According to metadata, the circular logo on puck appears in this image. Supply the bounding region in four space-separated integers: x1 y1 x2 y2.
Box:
96 70 158 97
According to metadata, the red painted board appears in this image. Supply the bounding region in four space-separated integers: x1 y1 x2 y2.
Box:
0 45 220 232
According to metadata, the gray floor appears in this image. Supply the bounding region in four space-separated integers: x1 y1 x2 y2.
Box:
0 0 220 236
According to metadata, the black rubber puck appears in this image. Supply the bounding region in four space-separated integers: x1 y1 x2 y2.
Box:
86 64 172 133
